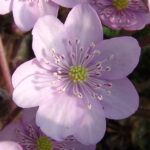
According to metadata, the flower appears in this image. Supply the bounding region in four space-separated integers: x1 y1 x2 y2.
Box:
148 0 150 11
52 0 150 30
12 4 140 144
0 0 59 31
0 108 95 150
0 141 22 150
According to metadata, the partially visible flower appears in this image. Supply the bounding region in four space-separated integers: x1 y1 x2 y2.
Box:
52 0 150 30
0 141 22 150
0 108 95 150
147 0 150 10
12 4 140 145
0 0 59 31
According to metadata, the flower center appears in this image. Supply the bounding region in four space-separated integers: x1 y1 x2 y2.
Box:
113 0 129 10
69 66 88 83
36 136 53 150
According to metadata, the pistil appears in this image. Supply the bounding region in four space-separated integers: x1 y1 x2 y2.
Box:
113 0 129 10
69 66 88 83
36 136 53 150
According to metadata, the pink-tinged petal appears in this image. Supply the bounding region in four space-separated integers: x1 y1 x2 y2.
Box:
36 93 84 141
32 15 67 61
123 13 150 30
0 142 22 150
13 73 53 108
12 58 47 88
52 0 87 7
12 60 53 108
95 37 140 80
65 3 103 49
148 0 150 11
0 0 12 15
13 0 59 31
74 104 106 145
38 0 59 16
100 78 139 119
64 139 96 150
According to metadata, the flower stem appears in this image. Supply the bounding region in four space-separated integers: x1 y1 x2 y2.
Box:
0 36 16 109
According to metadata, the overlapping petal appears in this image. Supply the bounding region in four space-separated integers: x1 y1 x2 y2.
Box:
12 59 53 108
95 37 141 80
12 58 47 88
0 141 22 150
32 15 67 61
0 0 12 15
36 93 84 141
124 13 150 30
65 3 103 49
65 140 96 150
13 0 58 31
52 0 87 7
74 104 106 145
99 78 139 119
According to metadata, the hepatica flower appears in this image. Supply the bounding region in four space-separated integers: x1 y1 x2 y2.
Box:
0 108 95 150
0 0 59 31
12 4 140 144
52 0 150 30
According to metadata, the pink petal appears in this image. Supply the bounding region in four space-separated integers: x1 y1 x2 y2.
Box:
148 0 150 11
74 104 106 145
65 3 103 49
0 141 22 150
13 0 59 31
12 59 53 108
32 15 67 61
13 74 53 108
100 78 139 119
64 139 96 150
95 36 141 80
36 93 85 141
124 13 150 30
12 58 46 88
52 0 87 7
0 0 12 15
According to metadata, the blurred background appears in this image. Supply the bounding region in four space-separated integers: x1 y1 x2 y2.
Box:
0 7 150 150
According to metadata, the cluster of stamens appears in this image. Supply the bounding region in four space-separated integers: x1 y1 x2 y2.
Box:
113 0 129 10
36 136 53 150
69 66 88 83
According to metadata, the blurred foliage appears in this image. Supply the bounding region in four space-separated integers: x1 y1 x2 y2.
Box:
0 7 150 150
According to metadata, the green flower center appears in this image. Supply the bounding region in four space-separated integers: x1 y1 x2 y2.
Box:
69 66 88 83
36 136 53 150
113 0 129 10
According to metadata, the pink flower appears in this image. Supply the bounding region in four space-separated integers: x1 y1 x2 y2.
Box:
0 108 95 150
52 0 150 30
12 4 140 144
0 0 59 31
148 0 150 11
0 141 22 150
